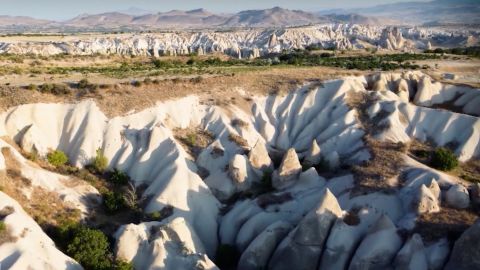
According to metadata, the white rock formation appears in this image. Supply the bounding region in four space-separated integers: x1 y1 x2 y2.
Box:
349 215 403 270
237 221 292 270
268 189 342 270
0 192 82 270
445 219 480 270
446 184 470 209
394 234 428 270
272 148 302 190
115 217 218 270
2 25 475 57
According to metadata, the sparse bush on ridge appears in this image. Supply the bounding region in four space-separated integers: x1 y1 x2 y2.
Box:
431 147 459 171
47 150 68 167
103 190 125 214
92 148 108 173
108 169 130 186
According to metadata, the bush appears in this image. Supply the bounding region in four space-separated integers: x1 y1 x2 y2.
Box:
115 260 134 270
92 148 108 173
78 78 90 89
431 147 459 171
108 169 130 186
186 58 196 65
190 76 203 84
0 221 5 232
132 80 142 87
47 150 68 167
39 83 53 93
103 191 125 214
26 84 37 91
66 226 112 270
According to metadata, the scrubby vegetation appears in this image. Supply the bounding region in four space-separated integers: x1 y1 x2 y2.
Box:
47 150 69 167
50 221 133 270
3 51 442 80
38 83 71 95
107 169 130 186
66 226 112 270
431 147 459 171
91 148 109 173
425 47 480 58
103 190 126 214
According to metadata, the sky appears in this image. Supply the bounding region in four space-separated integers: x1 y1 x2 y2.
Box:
1 0 431 20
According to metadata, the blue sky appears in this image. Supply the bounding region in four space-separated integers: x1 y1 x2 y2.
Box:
2 0 431 20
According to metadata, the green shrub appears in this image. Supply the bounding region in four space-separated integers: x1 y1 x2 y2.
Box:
145 206 173 221
92 148 108 173
186 58 196 65
108 169 130 186
186 133 196 146
132 80 142 87
431 147 459 171
39 83 53 93
103 191 125 214
51 84 70 95
0 221 6 232
78 78 90 89
26 84 37 91
47 150 68 167
115 260 134 270
66 226 112 270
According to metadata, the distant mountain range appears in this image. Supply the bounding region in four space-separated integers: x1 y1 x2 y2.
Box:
0 0 478 31
322 0 480 25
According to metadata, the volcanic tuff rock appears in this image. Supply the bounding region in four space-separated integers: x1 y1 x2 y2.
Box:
0 71 479 269
445 219 480 270
1 24 477 57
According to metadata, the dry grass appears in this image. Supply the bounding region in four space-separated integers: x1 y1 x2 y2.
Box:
0 66 363 118
174 127 215 159
350 137 406 194
228 133 249 148
0 147 81 229
414 206 478 243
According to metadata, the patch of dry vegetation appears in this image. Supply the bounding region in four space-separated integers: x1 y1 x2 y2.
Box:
0 147 81 229
414 206 478 243
350 138 406 194
0 66 362 117
174 127 215 158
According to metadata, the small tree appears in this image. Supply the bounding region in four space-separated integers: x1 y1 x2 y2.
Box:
93 148 108 173
47 150 68 167
108 169 130 186
431 147 459 171
66 227 112 270
103 191 125 214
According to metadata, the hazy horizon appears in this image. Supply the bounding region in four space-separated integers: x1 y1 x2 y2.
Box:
2 0 433 20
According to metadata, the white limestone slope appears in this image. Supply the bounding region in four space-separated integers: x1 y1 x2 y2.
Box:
0 192 82 270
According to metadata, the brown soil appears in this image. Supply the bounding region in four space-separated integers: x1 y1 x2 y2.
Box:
414 206 478 243
0 66 363 118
